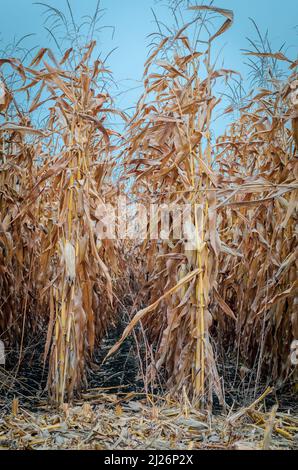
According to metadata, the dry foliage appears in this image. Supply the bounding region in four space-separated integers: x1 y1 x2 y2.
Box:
0 5 297 407
0 43 126 403
215 74 298 386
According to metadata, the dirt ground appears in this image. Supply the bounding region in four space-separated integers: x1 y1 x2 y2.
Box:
0 330 297 450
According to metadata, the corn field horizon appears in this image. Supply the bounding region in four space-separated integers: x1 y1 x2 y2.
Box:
0 1 297 451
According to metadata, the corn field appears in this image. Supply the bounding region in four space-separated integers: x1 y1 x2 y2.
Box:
0 3 297 415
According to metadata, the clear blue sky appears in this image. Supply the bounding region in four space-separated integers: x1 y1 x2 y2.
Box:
0 0 297 121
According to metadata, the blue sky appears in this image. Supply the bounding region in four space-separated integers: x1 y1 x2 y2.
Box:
0 0 297 125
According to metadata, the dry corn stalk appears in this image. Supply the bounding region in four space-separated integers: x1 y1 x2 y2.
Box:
0 43 125 403
107 6 238 407
215 64 298 386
